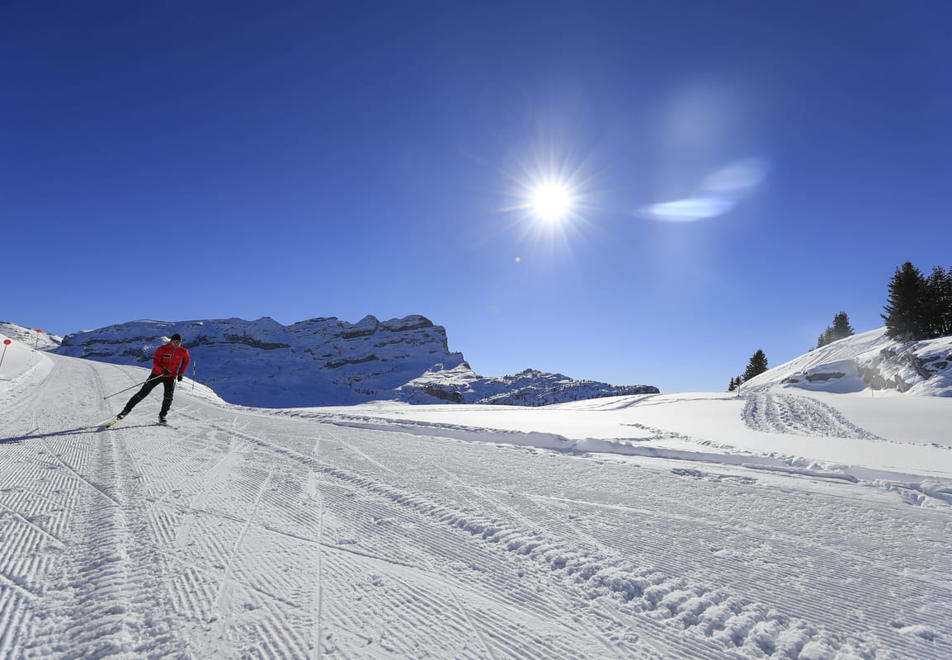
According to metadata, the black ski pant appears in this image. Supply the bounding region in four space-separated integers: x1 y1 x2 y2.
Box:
121 374 176 418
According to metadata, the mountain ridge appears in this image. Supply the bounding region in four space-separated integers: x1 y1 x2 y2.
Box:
36 315 658 407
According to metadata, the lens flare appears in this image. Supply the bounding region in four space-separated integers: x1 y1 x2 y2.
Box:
641 157 768 222
644 196 734 222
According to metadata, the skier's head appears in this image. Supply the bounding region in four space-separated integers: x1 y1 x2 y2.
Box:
170 333 182 345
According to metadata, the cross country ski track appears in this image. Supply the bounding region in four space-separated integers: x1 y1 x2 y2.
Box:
0 354 949 658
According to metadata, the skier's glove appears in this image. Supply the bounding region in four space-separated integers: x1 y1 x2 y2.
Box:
162 369 171 376
177 374 183 382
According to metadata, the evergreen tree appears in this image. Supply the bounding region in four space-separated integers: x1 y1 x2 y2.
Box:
944 266 952 336
924 266 952 337
742 350 768 382
817 312 854 349
831 311 854 341
883 262 928 340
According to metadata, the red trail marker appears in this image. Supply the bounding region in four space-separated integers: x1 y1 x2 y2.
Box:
0 339 11 370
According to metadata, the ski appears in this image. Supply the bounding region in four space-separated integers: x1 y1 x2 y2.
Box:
101 419 119 430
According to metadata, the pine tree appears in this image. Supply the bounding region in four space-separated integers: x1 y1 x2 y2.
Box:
883 262 928 340
831 312 854 341
944 266 952 336
817 312 854 349
742 350 768 382
924 266 952 337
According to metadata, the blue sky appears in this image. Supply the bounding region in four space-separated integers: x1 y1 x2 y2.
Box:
3 2 951 393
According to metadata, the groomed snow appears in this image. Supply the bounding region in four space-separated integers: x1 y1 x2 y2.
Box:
1 332 950 658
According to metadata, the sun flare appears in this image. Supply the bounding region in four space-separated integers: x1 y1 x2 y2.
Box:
531 182 572 223
499 147 592 252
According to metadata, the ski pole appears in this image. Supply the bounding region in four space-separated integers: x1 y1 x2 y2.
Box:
103 373 161 400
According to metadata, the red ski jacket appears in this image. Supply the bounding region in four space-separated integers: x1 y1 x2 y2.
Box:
152 343 190 378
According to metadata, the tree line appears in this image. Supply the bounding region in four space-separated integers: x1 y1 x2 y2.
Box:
882 262 952 341
728 260 951 391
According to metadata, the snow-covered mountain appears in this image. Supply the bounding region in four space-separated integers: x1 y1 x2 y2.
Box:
743 327 952 396
51 316 657 407
396 364 657 405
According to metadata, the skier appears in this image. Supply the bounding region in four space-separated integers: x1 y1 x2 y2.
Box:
116 333 190 424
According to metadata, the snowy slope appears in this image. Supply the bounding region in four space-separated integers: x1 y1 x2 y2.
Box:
1 330 950 658
743 327 952 396
0 322 60 351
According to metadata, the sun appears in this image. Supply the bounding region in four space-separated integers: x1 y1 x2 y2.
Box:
531 182 573 223
498 147 592 250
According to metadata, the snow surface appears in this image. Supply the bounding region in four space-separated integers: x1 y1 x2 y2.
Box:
1 330 950 658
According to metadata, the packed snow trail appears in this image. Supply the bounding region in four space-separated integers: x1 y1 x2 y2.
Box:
0 351 949 657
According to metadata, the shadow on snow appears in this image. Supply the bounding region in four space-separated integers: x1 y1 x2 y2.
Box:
0 423 159 444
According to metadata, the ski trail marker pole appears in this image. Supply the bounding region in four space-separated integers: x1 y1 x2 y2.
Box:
33 329 41 352
0 339 10 371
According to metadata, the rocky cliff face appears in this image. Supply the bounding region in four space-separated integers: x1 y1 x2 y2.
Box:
55 315 659 407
